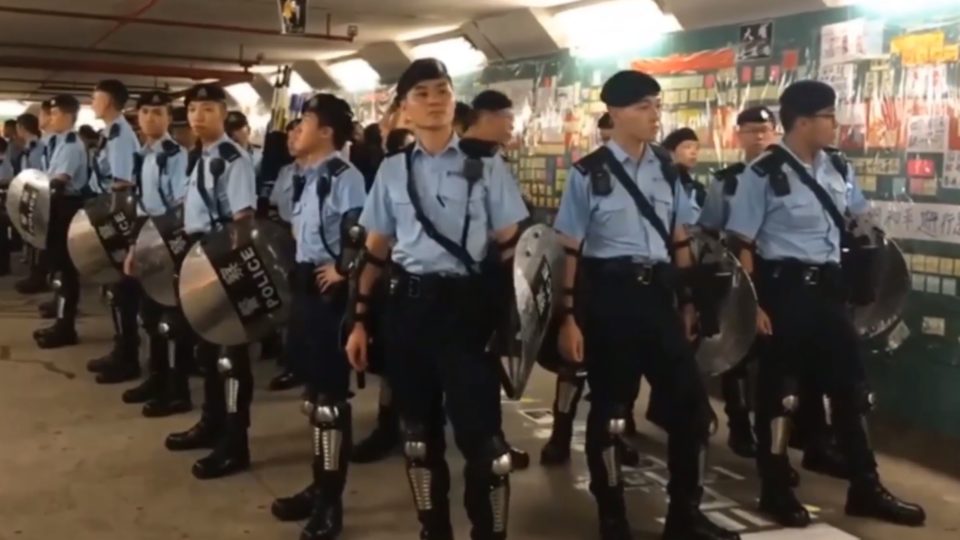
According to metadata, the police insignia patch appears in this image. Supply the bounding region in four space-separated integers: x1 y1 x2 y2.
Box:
197 87 208 99
152 94 162 105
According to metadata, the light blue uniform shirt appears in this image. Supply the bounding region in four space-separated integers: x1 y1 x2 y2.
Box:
698 164 746 232
359 134 528 275
725 143 869 264
19 139 45 171
0 143 17 179
45 131 89 195
183 134 257 235
554 140 696 263
270 163 296 223
92 115 140 193
137 136 189 217
41 133 54 169
293 153 367 265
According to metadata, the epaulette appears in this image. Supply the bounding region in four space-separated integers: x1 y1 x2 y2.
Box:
749 150 783 177
649 143 673 164
218 141 241 162
326 157 350 177
108 123 121 140
573 148 606 175
187 148 202 175
713 162 746 182
387 142 415 158
65 132 77 144
823 146 849 180
575 148 612 195
459 137 499 159
161 139 181 156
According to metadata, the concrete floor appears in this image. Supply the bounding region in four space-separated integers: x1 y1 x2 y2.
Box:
1 267 960 540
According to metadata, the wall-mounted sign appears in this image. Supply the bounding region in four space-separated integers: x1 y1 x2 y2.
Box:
277 0 307 35
738 21 773 61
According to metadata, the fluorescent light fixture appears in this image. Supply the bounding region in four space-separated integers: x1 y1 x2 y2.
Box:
410 37 487 76
850 0 957 12
326 58 381 92
77 106 104 130
288 70 313 95
554 0 682 58
225 83 261 107
0 100 27 117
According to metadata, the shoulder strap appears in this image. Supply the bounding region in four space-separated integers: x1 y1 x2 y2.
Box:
108 123 121 140
316 173 337 261
403 146 478 274
326 157 349 177
768 145 846 232
649 144 679 233
598 146 673 254
824 147 849 179
218 142 241 163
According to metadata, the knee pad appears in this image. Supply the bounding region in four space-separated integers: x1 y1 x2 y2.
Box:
216 355 234 377
856 385 876 414
483 436 513 477
402 422 429 465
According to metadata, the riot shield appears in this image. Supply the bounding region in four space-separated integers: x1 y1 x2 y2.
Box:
847 227 910 339
5 169 53 249
689 231 758 377
178 219 296 346
133 204 193 307
67 191 138 285
501 224 566 399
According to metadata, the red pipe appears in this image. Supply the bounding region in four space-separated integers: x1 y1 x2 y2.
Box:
0 6 355 42
0 42 263 68
0 56 253 83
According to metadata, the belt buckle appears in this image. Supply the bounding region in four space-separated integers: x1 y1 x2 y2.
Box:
407 275 422 298
803 267 820 285
637 265 653 285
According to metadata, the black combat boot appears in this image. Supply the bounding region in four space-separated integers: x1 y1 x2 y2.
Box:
758 482 811 527
846 475 925 526
165 417 223 451
802 434 849 479
269 368 302 391
272 484 316 522
123 335 166 403
143 338 193 417
663 489 741 539
301 401 352 540
464 438 512 540
34 322 78 349
191 416 250 480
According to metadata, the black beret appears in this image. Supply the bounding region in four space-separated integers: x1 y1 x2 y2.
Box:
184 83 227 106
301 93 353 119
601 70 661 107
779 80 836 116
471 90 512 112
224 111 249 131
662 127 699 151
95 79 129 107
136 90 172 109
396 58 452 100
597 112 613 129
454 101 472 123
47 94 80 114
736 106 776 126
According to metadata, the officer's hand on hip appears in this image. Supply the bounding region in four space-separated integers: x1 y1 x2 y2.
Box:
558 316 584 363
756 308 773 336
315 263 344 293
682 303 698 342
345 325 368 372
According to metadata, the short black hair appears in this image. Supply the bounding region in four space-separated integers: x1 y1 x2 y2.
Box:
471 90 512 113
598 112 613 130
301 93 355 149
3 119 16 130
49 95 81 118
16 113 40 136
78 125 98 141
454 101 472 128
386 128 414 154
779 80 836 132
95 79 129 109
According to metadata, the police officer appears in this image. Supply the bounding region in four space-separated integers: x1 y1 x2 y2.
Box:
463 90 515 147
121 90 193 417
698 106 778 458
269 93 366 540
33 95 89 348
345 58 527 540
725 80 925 528
597 112 613 144
226 111 263 172
16 113 45 171
663 127 706 211
163 83 258 480
16 102 57 296
554 70 738 540
85 79 145 383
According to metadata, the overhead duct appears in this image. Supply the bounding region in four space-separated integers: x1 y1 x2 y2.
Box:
0 56 253 83
460 8 563 62
292 60 338 91
660 0 834 31
358 42 413 85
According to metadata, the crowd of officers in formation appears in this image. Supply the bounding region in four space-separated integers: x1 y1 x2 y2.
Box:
0 56 930 540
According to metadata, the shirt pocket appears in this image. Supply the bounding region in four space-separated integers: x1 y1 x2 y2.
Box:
593 194 632 233
782 196 823 228
439 178 485 226
827 181 847 213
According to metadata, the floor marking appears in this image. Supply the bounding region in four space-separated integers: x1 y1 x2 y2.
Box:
741 523 859 539
712 465 746 481
730 508 775 527
517 408 555 426
707 510 749 531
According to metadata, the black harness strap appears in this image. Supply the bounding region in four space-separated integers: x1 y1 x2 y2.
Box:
767 145 847 234
595 146 674 253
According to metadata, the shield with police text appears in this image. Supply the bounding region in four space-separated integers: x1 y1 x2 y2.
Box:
848 229 910 339
133 204 193 307
178 219 296 346
504 224 566 399
67 191 139 285
5 169 53 249
690 231 758 377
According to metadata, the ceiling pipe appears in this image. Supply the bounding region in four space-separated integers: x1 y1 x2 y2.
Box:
0 77 169 90
0 56 253 83
0 6 356 42
0 42 264 68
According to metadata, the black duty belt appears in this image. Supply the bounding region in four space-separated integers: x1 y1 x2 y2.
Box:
389 269 485 300
580 257 671 286
756 258 841 287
